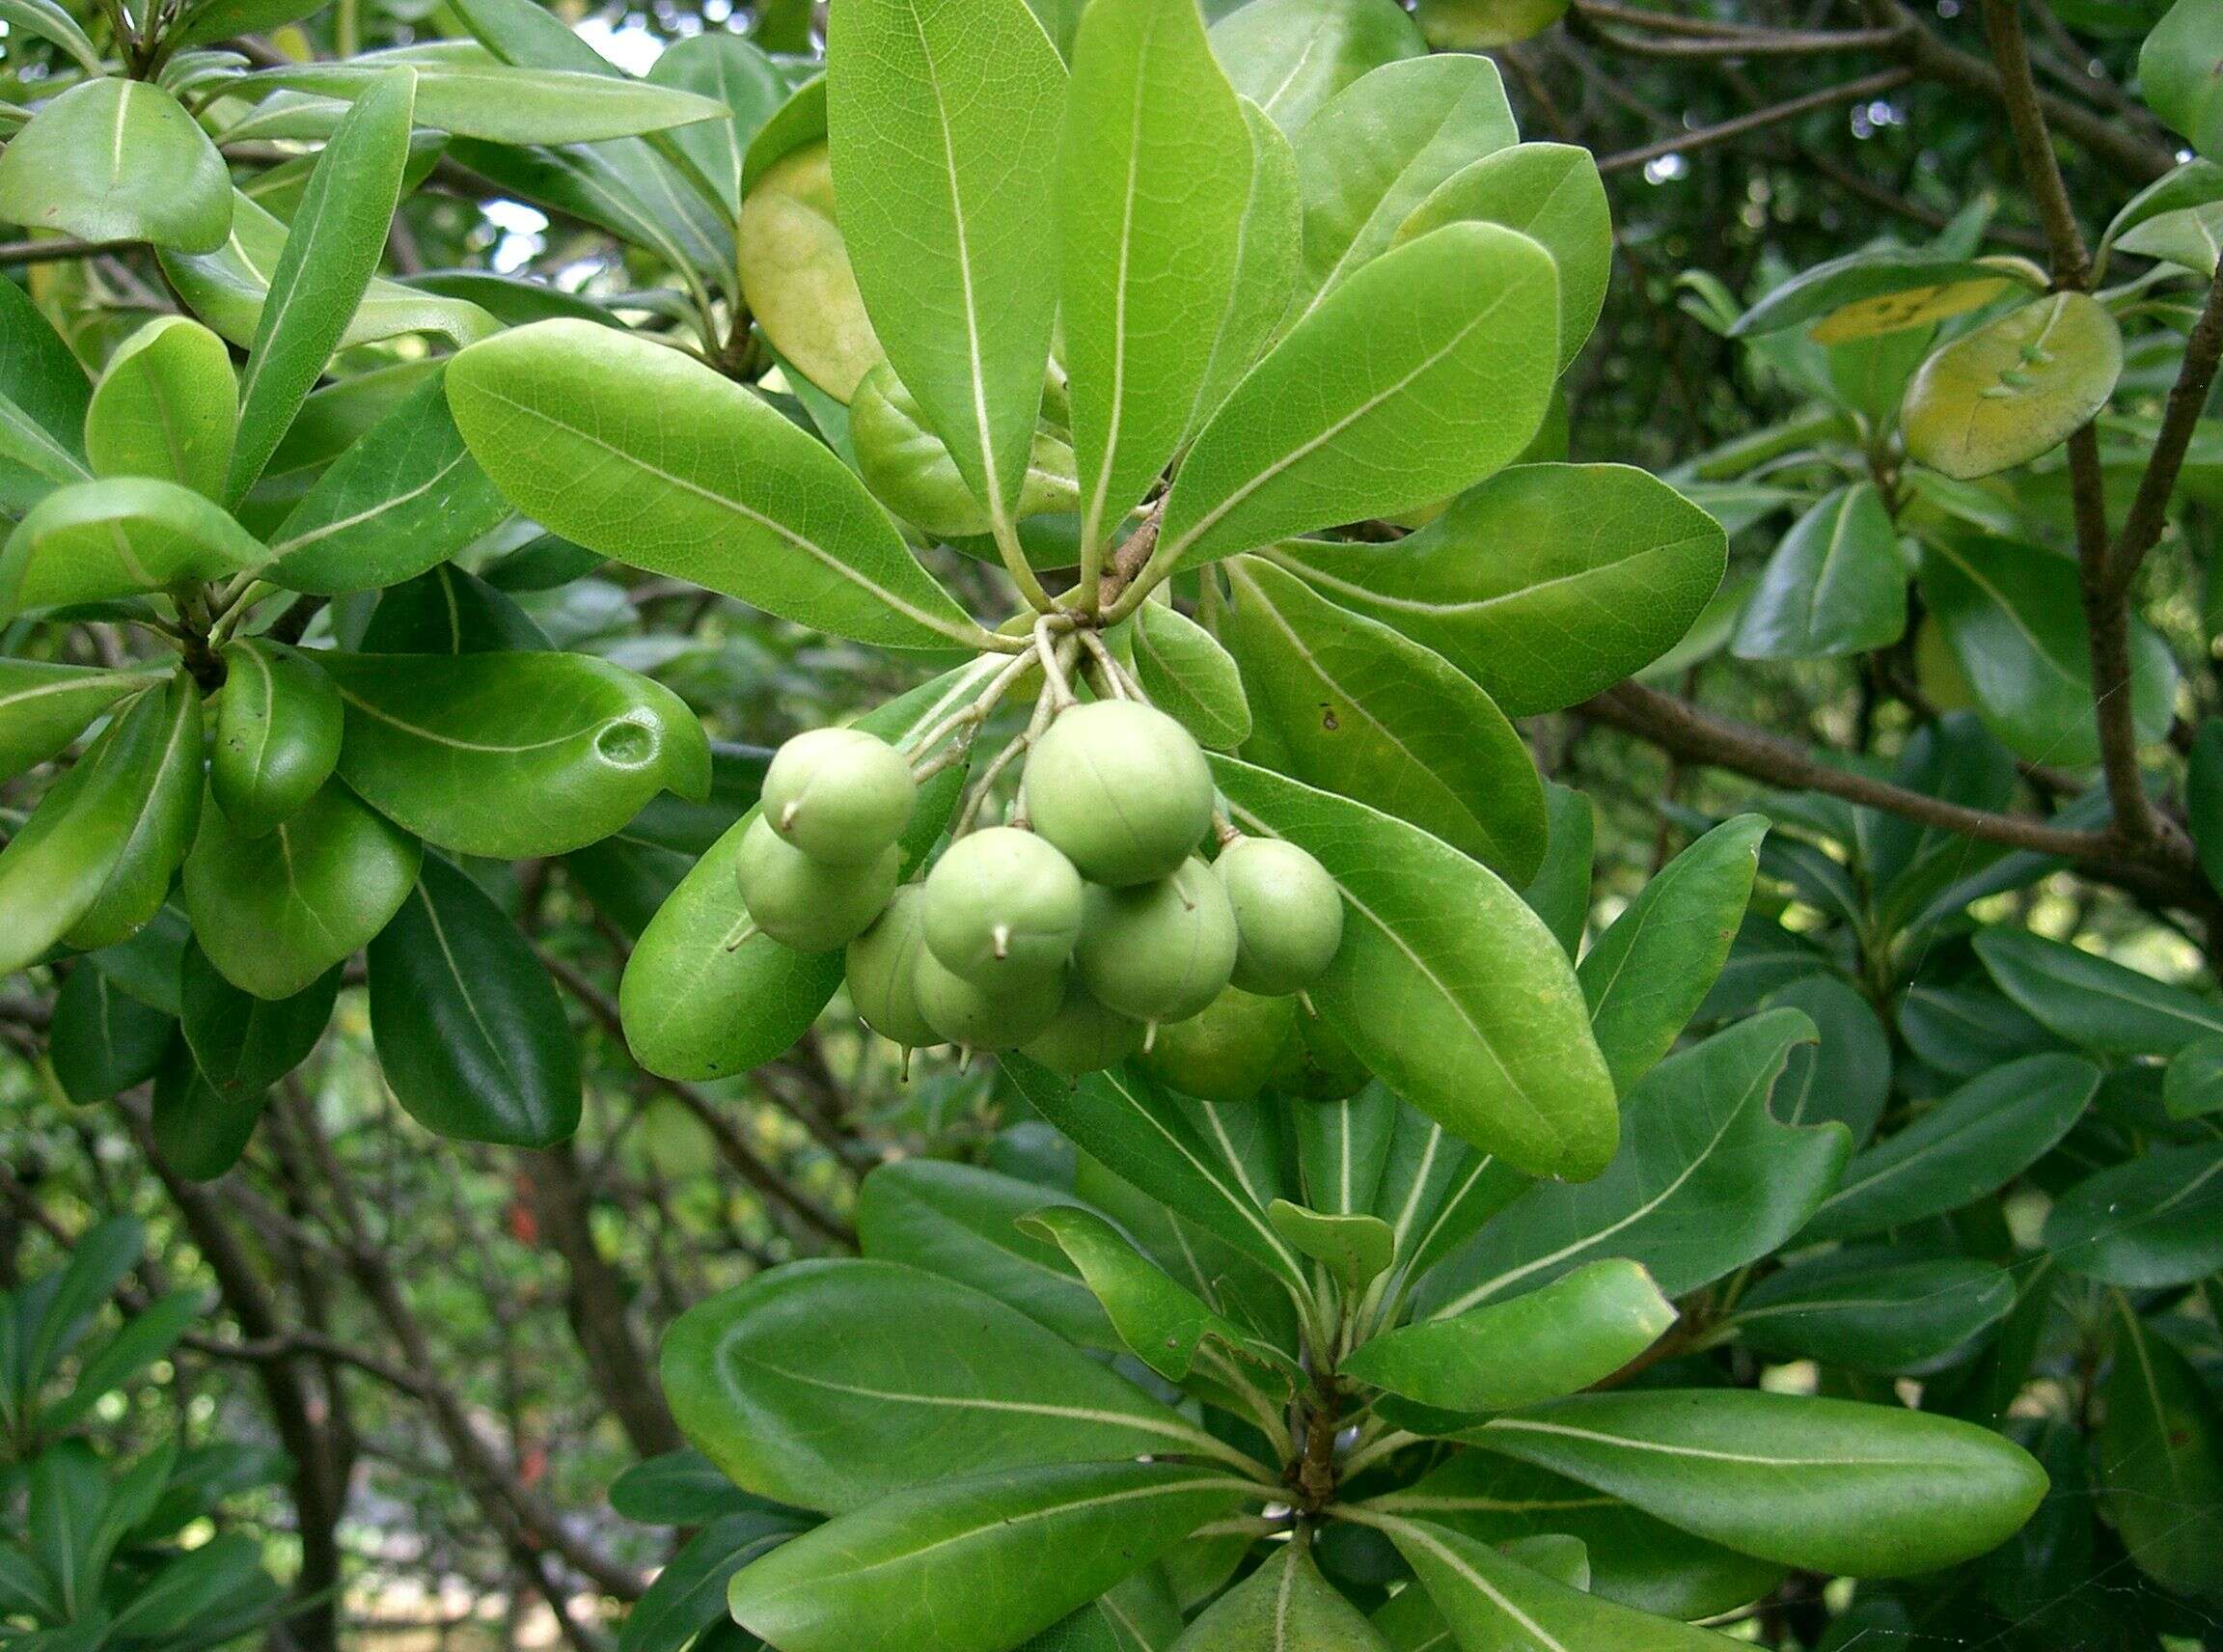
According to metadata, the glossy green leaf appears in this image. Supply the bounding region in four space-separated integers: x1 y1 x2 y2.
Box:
48 964 174 1103
0 477 268 620
1520 782 1591 953
850 362 1078 537
1731 483 1906 660
320 651 709 859
1170 1540 1386 1651
266 369 511 595
226 69 418 504
2112 200 2223 275
2098 1299 2223 1595
1763 974 1891 1147
1268 1199 1395 1291
1208 0 1423 134
619 1509 804 1652
80 905 191 1016
1288 55 1517 313
182 779 423 1000
151 1034 267 1180
1348 1258 1673 1414
826 0 1065 515
1731 249 2031 340
163 190 500 353
1733 1251 2016 1372
662 1258 1244 1514
1059 0 1249 557
1295 1084 1395 1216
1225 557 1545 879
1799 1053 2097 1242
179 938 337 1099
1395 143 1608 370
367 854 582 1146
209 638 343 840
1578 814 1767 1093
0 661 163 785
246 60 727 144
1467 1389 2048 1577
728 1461 1249 1652
1918 535 2176 767
2163 1033 2223 1117
1188 100 1302 440
1130 598 1250 751
64 674 204 950
2044 1142 2223 1287
2141 0 2223 156
447 319 980 650
83 317 236 495
359 564 550 655
1412 0 1568 49
1422 1010 1847 1316
1977 927 2221 1054
171 0 327 46
1264 464 1726 716
1211 757 1617 1181
1153 223 1557 575
1903 294 2123 481
1018 1572 1184 1652
645 34 787 215
0 79 231 253
856 1159 1112 1348
0 0 100 71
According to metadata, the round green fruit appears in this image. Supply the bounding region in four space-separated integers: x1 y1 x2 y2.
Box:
913 952 1065 1051
1217 836 1344 995
1075 857 1238 1024
1270 1008 1372 1102
845 884 938 1048
1023 700 1214 886
735 814 897 952
761 726 916 865
920 826 1084 986
1020 982 1146 1078
1143 985 1298 1104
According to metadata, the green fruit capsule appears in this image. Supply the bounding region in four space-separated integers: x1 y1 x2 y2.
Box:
845 884 938 1049
761 726 916 865
1021 981 1146 1079
914 952 1065 1052
735 814 897 952
1143 985 1298 1104
1270 1008 1372 1102
920 826 1084 986
1023 700 1214 886
1075 857 1238 1025
1216 836 1345 994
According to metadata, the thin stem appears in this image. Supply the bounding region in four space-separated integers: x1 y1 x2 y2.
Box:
1597 68 1914 176
991 514 1057 615
1336 1427 1419 1482
1033 617 1077 708
2108 267 2223 592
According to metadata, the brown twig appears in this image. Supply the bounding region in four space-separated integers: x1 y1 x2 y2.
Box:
1598 69 1915 175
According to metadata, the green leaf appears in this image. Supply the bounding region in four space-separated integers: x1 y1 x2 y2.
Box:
0 477 268 620
1211 756 1616 1180
48 964 174 1103
1730 249 2033 341
182 779 423 999
1466 1389 2048 1577
662 1259 1244 1514
1208 0 1424 134
1296 1084 1395 1216
172 0 327 47
1578 814 1766 1093
1059 0 1250 557
179 938 336 1099
2112 199 2223 276
0 78 231 253
1976 927 2222 1055
82 317 236 495
1188 100 1303 441
43 1287 205 1435
359 564 550 654
1763 976 1891 1146
1347 1258 1673 1414
1395 143 1608 370
1799 1052 2096 1242
1382 1517 1739 1652
447 320 980 650
1520 782 1591 953
730 1461 1248 1652
2141 0 2223 156
226 69 418 505
1410 0 1568 50
1288 55 1517 314
1918 535 2176 767
826 0 1065 515
0 277 91 484
319 651 709 860
0 0 100 72
2044 1142 2223 1287
107 1532 266 1640
206 638 343 843
2098 1298 2223 1595
0 661 163 785
621 1510 804 1652
245 60 728 144
1170 1541 1387 1651
1129 599 1250 751
1154 224 1556 575
1268 1199 1395 1292
1903 293 2123 481
856 1159 1112 1348
366 854 581 1146
645 34 788 216
1421 1010 1847 1316
2164 1033 2223 1117
1731 483 1906 661
1224 557 1543 879
1020 1573 1185 1652
1263 464 1726 716
151 1032 268 1179
851 362 1078 536
266 369 511 595
1732 1251 2016 1373
63 675 205 950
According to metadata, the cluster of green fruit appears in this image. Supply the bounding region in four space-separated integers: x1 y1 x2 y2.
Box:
733 699 1355 1097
